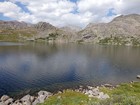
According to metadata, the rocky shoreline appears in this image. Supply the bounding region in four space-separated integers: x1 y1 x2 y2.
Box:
0 91 52 105
0 84 113 105
1 80 140 105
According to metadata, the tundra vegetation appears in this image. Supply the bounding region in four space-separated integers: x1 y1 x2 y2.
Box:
41 82 140 105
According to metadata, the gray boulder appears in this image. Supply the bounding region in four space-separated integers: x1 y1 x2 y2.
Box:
38 91 52 103
37 95 46 103
22 100 31 105
32 98 40 105
38 91 52 97
4 98 13 105
98 92 110 100
32 91 52 105
0 95 10 102
20 94 35 105
137 75 140 79
21 95 31 101
12 100 22 105
0 102 5 105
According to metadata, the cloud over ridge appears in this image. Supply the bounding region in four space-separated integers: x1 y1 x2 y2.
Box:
0 0 140 27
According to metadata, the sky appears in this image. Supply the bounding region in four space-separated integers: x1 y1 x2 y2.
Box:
0 0 140 27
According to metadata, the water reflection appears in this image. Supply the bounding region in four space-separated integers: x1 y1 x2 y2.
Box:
0 42 140 96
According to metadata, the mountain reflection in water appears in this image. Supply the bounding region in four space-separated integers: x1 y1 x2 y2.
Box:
0 42 140 96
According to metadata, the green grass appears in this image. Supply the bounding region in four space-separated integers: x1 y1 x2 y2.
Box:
100 82 140 105
0 29 36 42
40 82 140 105
40 90 90 105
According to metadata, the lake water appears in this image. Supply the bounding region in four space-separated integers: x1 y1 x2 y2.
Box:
0 42 140 97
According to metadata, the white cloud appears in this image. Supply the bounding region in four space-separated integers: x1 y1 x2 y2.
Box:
0 1 36 22
0 0 140 27
114 0 140 14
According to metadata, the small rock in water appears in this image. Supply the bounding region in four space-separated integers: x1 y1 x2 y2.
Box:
137 75 140 79
1 95 10 102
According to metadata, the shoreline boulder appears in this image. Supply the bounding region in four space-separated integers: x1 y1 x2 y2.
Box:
137 75 140 79
0 95 10 102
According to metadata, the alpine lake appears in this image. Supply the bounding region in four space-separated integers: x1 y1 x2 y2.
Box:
0 42 140 97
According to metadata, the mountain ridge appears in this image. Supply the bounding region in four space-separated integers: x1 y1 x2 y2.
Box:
0 14 140 45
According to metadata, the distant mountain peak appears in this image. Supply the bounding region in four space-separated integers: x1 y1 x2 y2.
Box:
34 22 56 31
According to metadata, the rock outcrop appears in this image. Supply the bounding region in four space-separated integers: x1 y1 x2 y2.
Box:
0 91 52 105
76 86 110 100
0 85 111 105
78 14 140 45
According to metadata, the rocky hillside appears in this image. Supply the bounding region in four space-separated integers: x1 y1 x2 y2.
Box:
0 21 31 29
78 14 140 45
0 14 140 45
0 20 36 41
0 21 76 42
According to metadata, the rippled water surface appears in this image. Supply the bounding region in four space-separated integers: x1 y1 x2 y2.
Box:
0 42 140 96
